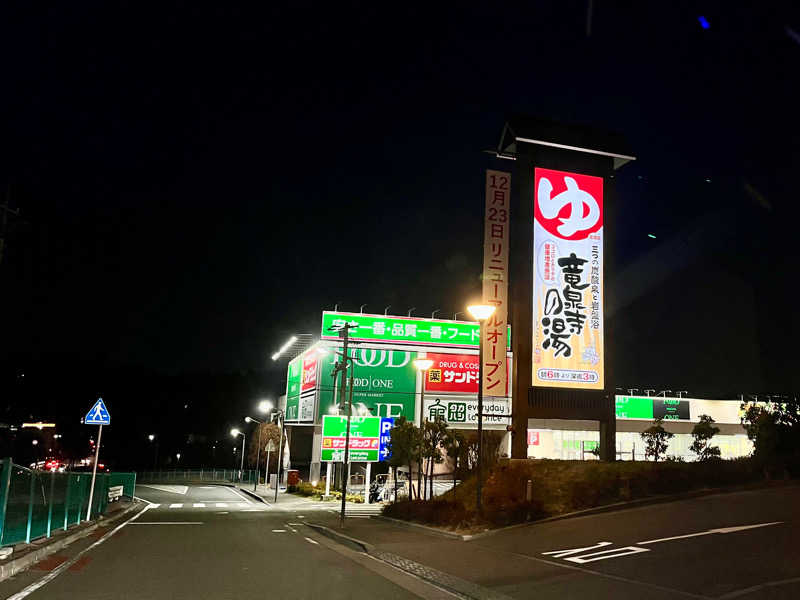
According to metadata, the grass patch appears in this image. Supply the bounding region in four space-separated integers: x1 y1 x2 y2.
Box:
384 457 772 531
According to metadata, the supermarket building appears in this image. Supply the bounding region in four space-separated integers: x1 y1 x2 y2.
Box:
283 312 752 480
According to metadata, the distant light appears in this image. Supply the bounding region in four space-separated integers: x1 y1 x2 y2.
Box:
231 428 241 437
175 453 180 460
648 234 657 239
245 416 252 423
148 434 155 441
705 178 712 183
258 400 273 414
32 440 39 446
22 422 56 429
698 16 710 29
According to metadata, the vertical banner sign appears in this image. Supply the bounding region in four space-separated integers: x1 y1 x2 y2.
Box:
482 170 511 398
532 167 604 389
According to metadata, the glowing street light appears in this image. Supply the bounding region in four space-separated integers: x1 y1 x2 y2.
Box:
271 335 299 361
413 357 435 500
466 303 496 514
258 400 273 414
231 428 246 484
245 414 265 492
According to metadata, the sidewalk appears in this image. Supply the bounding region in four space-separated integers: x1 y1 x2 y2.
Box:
235 484 384 514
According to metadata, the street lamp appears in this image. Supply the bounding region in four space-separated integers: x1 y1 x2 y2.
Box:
467 303 496 514
231 428 246 484
148 434 159 470
271 410 286 503
245 415 264 492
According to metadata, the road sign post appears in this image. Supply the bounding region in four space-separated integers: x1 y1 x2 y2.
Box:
84 398 111 521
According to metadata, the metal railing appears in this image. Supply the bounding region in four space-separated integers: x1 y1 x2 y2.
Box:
0 458 136 547
136 469 258 484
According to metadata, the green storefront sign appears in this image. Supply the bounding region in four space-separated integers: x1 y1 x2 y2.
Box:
615 396 653 420
285 355 303 421
321 416 381 462
321 312 511 350
318 348 417 419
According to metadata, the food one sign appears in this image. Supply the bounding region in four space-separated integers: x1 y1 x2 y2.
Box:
533 167 604 390
321 416 394 462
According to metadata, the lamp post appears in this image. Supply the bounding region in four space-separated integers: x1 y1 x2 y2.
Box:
272 410 285 503
467 303 496 514
244 416 264 492
148 434 158 470
257 400 272 491
231 429 246 484
413 358 434 500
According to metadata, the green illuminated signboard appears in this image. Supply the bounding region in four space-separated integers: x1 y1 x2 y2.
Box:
285 356 303 420
321 312 510 350
318 348 417 419
321 416 381 462
615 396 691 421
615 396 653 419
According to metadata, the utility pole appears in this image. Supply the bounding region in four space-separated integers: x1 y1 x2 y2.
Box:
332 322 357 528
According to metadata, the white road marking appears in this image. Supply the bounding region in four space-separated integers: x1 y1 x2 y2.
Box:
296 515 305 518
638 522 782 545
272 529 287 533
139 484 189 495
304 536 319 545
287 522 304 526
193 503 206 508
169 503 183 509
242 509 263 512
217 511 229 514
215 503 228 508
718 575 800 599
542 542 612 559
130 522 203 525
147 503 161 508
6 505 152 600
565 546 650 564
236 502 250 508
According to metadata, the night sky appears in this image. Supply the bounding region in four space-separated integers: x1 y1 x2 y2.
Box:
1 3 799 465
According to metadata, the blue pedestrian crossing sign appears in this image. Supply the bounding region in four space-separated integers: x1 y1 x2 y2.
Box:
84 398 111 425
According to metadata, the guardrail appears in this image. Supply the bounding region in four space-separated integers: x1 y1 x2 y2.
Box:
136 469 258 484
0 458 136 547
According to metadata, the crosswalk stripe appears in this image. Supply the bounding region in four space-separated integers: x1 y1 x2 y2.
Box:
169 503 183 509
216 503 228 508
193 503 206 508
148 503 161 508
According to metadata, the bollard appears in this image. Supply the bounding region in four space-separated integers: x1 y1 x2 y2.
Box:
526 479 532 502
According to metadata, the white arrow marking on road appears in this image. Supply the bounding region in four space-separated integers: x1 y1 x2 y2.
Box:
542 541 613 559
565 546 650 564
638 522 782 545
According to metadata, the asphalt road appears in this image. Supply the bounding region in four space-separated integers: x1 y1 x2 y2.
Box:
0 484 442 600
2 483 798 599
313 484 800 599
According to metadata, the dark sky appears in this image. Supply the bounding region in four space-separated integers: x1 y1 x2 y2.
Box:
2 1 799 380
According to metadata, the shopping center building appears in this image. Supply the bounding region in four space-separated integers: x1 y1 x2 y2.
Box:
283 311 752 480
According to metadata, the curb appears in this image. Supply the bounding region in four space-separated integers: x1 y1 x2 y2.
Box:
306 523 373 553
305 523 511 600
0 501 146 583
372 515 466 540
235 487 267 504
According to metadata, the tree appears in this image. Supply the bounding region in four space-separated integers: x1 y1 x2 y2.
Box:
640 417 674 462
690 414 721 461
443 429 466 496
740 397 800 473
387 417 419 500
421 417 448 499
247 422 282 478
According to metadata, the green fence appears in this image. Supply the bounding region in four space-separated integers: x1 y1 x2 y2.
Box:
0 459 135 548
136 469 257 484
